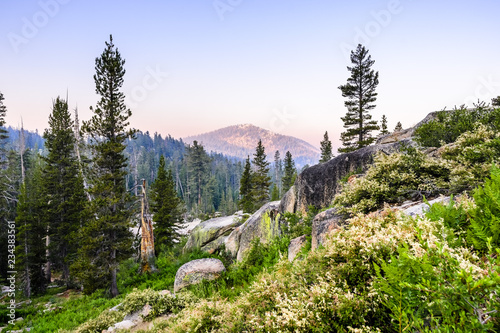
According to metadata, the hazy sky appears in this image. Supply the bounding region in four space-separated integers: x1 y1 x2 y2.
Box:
1 0 499 150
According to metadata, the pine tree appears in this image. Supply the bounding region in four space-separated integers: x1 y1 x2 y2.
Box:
252 140 271 209
282 151 296 194
238 156 254 213
394 121 403 132
319 131 333 163
16 153 47 297
42 97 86 286
76 35 135 297
150 155 184 252
380 115 389 135
186 141 209 212
273 150 282 196
338 44 380 153
270 184 280 201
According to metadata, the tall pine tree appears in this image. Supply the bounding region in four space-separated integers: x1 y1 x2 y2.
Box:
252 140 271 209
185 141 209 212
282 151 296 194
16 152 47 297
319 131 333 163
238 156 254 213
76 35 135 297
42 97 86 286
338 44 380 153
150 155 184 252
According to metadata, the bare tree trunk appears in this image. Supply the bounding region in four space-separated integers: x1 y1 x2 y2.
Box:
140 179 156 273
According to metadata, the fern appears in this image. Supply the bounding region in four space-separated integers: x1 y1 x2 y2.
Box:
468 165 500 252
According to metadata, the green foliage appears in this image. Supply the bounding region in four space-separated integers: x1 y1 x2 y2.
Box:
375 241 500 332
339 166 363 183
75 309 124 333
282 206 317 239
251 139 271 208
282 150 295 194
151 155 185 251
270 184 280 201
77 35 135 297
424 195 469 246
467 165 500 253
338 44 380 153
441 125 500 192
319 131 333 163
414 103 500 148
238 156 254 213
42 97 86 286
16 153 48 297
333 146 450 215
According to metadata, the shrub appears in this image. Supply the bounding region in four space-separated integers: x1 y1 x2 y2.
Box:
441 125 500 192
414 103 500 148
333 146 450 215
75 310 124 333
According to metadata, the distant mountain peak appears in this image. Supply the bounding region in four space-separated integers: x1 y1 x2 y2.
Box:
183 124 320 168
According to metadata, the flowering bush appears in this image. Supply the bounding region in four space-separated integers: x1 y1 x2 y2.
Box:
333 146 450 215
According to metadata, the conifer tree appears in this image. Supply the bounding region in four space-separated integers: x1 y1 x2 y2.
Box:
76 35 135 297
150 155 184 252
319 131 333 163
380 115 389 135
186 141 209 211
282 151 296 194
42 97 86 286
273 150 282 196
394 121 403 132
238 156 254 213
270 184 280 201
16 153 47 297
338 44 380 153
252 140 271 209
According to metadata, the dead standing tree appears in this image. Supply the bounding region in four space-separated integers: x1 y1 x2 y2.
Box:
140 179 157 273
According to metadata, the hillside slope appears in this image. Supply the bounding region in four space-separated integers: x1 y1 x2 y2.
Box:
184 124 320 168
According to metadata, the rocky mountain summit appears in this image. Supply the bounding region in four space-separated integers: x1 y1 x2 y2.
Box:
183 124 320 168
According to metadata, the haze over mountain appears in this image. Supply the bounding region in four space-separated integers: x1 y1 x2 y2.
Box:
183 124 321 168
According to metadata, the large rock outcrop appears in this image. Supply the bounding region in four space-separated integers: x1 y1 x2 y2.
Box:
183 212 246 253
280 140 414 214
174 258 226 292
225 201 282 262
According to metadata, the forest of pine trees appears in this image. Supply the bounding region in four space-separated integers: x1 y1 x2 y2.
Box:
0 36 302 298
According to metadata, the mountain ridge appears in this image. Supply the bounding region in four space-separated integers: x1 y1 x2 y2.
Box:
183 124 320 168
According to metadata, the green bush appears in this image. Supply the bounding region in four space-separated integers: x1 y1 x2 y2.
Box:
333 146 450 215
414 103 500 148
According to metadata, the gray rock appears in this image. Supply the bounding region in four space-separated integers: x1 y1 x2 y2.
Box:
312 208 345 250
280 140 415 214
183 213 245 253
236 201 282 261
174 258 226 292
288 235 307 262
224 225 242 257
400 196 451 217
107 320 136 332
201 235 228 254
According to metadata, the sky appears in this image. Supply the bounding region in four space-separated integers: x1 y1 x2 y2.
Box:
1 0 499 151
